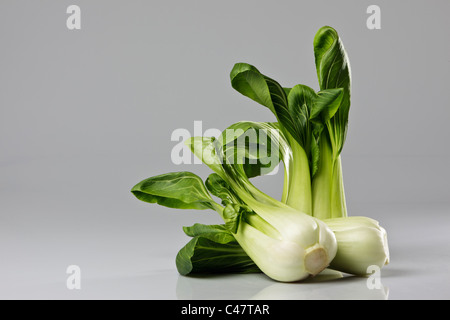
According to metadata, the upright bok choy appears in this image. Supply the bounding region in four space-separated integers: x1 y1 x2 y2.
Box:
230 26 352 220
311 26 352 219
227 26 388 274
230 64 343 216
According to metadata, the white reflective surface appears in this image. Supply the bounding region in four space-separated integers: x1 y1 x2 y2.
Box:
1 203 449 300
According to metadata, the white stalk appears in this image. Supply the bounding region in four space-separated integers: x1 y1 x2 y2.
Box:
231 202 337 282
324 216 390 275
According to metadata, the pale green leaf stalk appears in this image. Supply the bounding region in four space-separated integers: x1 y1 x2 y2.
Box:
283 135 312 215
330 156 347 218
311 133 348 219
311 132 333 220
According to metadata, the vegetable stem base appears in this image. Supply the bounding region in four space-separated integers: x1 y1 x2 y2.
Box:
304 246 328 276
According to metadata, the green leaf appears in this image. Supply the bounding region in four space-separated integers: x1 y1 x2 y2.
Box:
176 223 260 275
283 87 292 96
230 63 274 110
205 174 252 234
311 88 344 122
131 171 215 210
314 26 351 155
185 137 225 177
308 88 344 177
287 84 326 177
230 63 297 142
182 223 236 243
205 173 246 207
287 84 316 149
205 173 238 205
218 121 285 178
283 85 344 178
176 236 260 276
230 61 344 179
222 203 241 234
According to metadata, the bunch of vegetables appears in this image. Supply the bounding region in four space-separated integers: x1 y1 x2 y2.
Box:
131 26 389 282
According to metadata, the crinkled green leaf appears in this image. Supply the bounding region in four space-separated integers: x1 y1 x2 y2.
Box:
230 63 297 143
222 203 242 234
205 173 234 204
182 223 237 243
176 223 260 275
185 137 225 177
314 26 351 156
131 171 215 210
218 121 285 178
311 88 344 122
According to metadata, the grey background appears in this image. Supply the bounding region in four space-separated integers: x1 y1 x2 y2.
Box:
1 0 449 299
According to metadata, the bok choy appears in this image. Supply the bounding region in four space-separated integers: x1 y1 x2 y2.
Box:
131 25 389 281
132 130 338 282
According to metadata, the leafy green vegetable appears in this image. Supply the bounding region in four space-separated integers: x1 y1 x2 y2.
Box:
131 171 217 211
176 223 260 275
229 60 345 217
185 137 224 177
131 25 390 281
314 25 351 157
218 121 284 178
311 25 352 219
230 64 311 214
286 84 344 177
230 64 297 152
205 173 236 205
132 122 338 281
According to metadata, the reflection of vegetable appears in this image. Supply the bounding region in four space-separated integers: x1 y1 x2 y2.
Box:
131 26 390 281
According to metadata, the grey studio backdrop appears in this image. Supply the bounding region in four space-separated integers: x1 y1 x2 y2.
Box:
0 1 449 300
